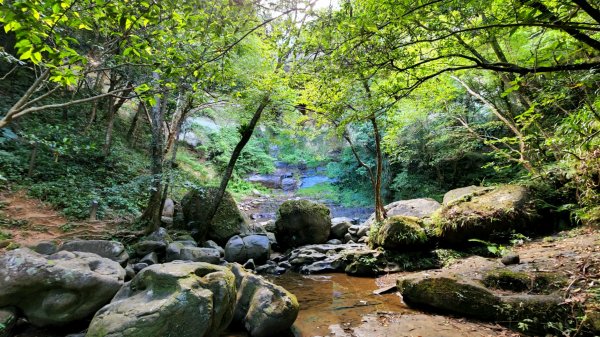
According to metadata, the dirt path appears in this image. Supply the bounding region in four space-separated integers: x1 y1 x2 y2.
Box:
0 190 117 250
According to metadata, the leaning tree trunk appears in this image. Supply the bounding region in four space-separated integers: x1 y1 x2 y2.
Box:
139 74 165 234
204 95 270 224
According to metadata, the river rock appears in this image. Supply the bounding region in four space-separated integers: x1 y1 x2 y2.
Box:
230 264 299 337
442 185 491 205
225 235 270 265
146 227 172 244
179 247 221 264
0 306 17 337
202 240 225 256
330 217 353 239
0 248 125 326
274 200 331 249
31 240 58 255
363 198 442 228
397 257 568 334
162 198 175 217
60 240 129 266
181 187 250 244
86 262 236 337
369 216 429 251
281 178 298 191
134 240 167 257
327 239 343 245
434 185 538 246
140 252 158 265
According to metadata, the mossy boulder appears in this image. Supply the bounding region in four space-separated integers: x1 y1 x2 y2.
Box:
86 262 237 337
0 307 17 337
397 271 567 334
483 269 566 294
0 248 125 327
433 185 538 246
442 186 491 205
274 200 331 249
369 216 428 251
181 187 249 245
398 274 502 321
230 264 299 337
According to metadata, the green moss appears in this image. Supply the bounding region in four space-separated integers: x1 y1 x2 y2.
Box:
370 215 428 251
483 269 532 292
483 269 567 294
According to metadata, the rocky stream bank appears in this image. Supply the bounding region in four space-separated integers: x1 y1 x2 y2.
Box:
0 183 598 337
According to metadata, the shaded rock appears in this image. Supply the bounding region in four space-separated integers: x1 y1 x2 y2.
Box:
133 263 148 273
140 252 158 265
60 240 129 266
146 227 172 244
162 198 175 217
343 233 353 243
181 187 249 244
243 259 256 270
443 185 491 205
0 248 125 326
125 264 135 280
327 239 343 245
501 253 520 265
344 250 387 276
281 178 298 191
178 247 221 264
330 217 352 239
0 306 17 337
230 264 299 337
398 270 568 334
202 240 224 256
86 262 236 337
31 241 58 255
433 185 538 246
369 216 428 251
363 198 442 228
254 264 286 275
160 216 173 226
134 240 167 257
225 235 270 265
275 200 331 249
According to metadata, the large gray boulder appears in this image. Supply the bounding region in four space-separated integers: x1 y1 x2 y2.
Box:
60 240 129 266
181 187 250 244
274 200 331 249
433 185 538 246
224 235 270 265
86 262 236 337
363 198 441 228
442 185 491 205
0 248 125 326
230 264 299 337
165 243 221 264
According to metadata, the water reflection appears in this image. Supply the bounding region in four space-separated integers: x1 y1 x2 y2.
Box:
268 273 414 337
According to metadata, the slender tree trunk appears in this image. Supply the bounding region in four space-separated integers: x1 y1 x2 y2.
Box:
140 73 165 234
370 115 387 222
27 142 38 178
84 101 98 133
127 102 143 143
204 95 270 225
102 96 116 157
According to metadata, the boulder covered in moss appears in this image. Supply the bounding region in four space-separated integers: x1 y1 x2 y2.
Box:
230 264 299 337
442 185 492 205
274 200 331 249
369 216 428 251
86 262 237 337
0 248 125 327
433 185 538 246
181 187 249 245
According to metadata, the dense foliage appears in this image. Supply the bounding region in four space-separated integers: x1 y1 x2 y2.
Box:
0 0 598 227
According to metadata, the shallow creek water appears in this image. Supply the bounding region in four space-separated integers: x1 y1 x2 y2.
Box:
268 273 413 336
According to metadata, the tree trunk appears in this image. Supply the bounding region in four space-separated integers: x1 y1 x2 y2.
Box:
27 142 38 178
205 95 270 224
370 115 387 222
139 73 165 234
102 96 116 157
127 102 143 143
